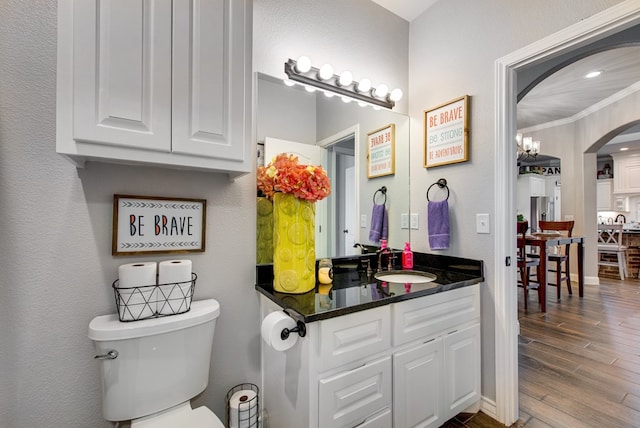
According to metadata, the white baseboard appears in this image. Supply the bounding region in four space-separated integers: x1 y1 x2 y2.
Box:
480 395 498 420
571 273 599 285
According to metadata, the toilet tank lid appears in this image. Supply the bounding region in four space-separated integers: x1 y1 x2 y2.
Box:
88 299 220 341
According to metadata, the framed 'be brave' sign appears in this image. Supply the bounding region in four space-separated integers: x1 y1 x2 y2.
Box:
424 95 470 168
112 195 206 256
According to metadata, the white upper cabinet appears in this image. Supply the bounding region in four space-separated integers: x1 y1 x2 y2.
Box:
57 0 252 178
612 151 640 195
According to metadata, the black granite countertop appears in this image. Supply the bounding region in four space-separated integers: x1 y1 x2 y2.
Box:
255 252 484 322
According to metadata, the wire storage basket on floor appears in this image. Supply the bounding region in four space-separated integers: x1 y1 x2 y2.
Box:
112 273 197 322
226 383 259 428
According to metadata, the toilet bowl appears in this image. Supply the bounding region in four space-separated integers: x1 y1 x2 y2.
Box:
89 299 224 427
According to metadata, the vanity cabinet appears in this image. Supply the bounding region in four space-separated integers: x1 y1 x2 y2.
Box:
260 284 481 428
597 179 613 211
57 0 252 178
612 152 640 194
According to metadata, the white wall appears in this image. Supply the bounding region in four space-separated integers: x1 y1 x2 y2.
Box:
0 1 259 426
407 0 623 403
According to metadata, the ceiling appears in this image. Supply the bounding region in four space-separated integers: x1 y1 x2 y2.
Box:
369 0 640 157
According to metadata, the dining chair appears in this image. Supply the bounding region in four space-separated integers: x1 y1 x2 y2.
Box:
517 221 540 309
538 220 575 299
597 223 628 280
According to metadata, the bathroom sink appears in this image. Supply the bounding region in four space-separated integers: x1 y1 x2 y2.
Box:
374 270 437 284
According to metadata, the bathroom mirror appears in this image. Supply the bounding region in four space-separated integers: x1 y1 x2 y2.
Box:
257 73 410 258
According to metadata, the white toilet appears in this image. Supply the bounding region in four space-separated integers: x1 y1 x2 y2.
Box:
88 299 224 427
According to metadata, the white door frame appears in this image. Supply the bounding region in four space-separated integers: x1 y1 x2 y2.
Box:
494 1 640 424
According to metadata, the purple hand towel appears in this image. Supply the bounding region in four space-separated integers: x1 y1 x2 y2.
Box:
428 200 450 250
369 203 388 243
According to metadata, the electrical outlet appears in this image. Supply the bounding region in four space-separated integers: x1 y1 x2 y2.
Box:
360 214 367 227
401 213 409 229
476 213 490 234
410 213 419 230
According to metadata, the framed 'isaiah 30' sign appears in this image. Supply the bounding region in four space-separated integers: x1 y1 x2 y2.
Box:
424 95 470 168
112 194 206 256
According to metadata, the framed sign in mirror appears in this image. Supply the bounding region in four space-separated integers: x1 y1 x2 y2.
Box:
112 195 206 256
367 123 395 178
424 95 470 168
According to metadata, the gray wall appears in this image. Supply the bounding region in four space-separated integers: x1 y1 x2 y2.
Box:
0 0 259 426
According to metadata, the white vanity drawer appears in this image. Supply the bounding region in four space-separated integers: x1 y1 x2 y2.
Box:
318 305 391 371
392 285 479 347
318 356 392 428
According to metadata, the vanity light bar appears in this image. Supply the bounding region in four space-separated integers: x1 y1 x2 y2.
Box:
284 58 400 109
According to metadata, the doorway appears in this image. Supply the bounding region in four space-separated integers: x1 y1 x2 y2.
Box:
494 3 640 425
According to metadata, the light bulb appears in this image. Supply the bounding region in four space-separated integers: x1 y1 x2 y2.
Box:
283 79 295 87
341 97 351 103
523 137 533 151
295 56 312 73
358 101 367 107
516 132 523 144
305 86 316 93
374 84 388 98
532 141 541 154
357 78 371 93
319 63 334 80
323 91 335 98
389 88 403 102
339 71 353 87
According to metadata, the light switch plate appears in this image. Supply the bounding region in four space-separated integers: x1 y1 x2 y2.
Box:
410 213 419 230
360 214 367 228
401 213 409 229
476 213 490 234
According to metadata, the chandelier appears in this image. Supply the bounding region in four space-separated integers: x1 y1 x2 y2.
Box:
516 133 540 163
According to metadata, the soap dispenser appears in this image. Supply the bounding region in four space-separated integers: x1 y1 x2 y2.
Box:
402 242 413 269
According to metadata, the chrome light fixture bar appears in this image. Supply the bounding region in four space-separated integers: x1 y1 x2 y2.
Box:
284 57 402 109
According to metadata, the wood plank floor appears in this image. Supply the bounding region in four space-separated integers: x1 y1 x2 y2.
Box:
517 276 640 427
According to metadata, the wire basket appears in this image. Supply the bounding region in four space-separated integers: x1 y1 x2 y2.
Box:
112 273 197 322
226 383 259 428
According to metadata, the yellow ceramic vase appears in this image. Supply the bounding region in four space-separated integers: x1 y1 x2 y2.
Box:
273 193 316 294
256 197 274 264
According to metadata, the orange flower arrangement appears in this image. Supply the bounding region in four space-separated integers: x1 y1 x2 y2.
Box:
257 153 331 202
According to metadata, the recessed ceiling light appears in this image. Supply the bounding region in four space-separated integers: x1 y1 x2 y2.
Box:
585 70 602 78
620 147 629 151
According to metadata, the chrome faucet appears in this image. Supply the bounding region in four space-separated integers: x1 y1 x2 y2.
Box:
376 247 389 272
615 214 626 224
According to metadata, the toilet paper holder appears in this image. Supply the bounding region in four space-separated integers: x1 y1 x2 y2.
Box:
280 314 306 340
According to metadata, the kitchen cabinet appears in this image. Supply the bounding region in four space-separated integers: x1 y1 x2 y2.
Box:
260 284 481 428
597 179 613 211
57 0 252 178
612 152 640 194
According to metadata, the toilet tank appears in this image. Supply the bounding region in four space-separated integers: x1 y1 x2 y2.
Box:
88 299 220 422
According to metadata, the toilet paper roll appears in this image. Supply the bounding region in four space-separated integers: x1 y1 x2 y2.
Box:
117 262 157 321
158 260 193 315
229 389 258 428
261 311 298 352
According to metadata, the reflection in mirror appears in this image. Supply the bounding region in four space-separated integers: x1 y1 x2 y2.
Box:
257 73 410 258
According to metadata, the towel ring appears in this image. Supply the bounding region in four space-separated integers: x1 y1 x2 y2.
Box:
373 186 387 204
426 178 449 202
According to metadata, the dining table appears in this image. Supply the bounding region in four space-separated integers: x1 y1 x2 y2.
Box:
519 233 585 312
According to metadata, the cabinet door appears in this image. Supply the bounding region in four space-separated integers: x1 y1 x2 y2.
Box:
597 180 613 211
71 0 172 151
443 323 481 418
318 356 392 428
393 338 443 428
172 0 251 162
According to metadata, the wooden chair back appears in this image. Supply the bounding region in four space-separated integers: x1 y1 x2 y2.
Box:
539 220 574 255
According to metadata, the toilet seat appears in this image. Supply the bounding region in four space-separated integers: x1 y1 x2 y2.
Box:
131 402 224 428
